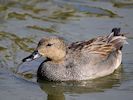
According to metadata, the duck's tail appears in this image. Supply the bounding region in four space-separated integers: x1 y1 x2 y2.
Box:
107 28 128 50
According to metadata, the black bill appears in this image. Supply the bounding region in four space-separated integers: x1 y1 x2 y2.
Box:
22 50 41 62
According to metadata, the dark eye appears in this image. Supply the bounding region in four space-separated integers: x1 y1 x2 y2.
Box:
46 43 53 46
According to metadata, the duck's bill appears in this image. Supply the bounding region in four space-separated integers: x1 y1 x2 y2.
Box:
22 50 41 62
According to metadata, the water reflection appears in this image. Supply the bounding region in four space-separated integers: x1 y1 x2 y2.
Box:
38 67 123 100
113 2 133 8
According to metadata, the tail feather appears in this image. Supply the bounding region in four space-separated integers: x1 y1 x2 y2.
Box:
108 28 127 50
111 28 121 36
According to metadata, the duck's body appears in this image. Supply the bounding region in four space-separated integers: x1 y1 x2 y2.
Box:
22 28 127 81
37 51 122 81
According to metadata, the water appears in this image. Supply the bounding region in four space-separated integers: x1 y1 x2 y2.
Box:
0 0 133 100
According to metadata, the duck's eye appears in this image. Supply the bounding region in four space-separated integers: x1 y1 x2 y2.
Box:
46 43 53 46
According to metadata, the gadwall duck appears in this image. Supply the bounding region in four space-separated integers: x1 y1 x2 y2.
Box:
22 28 127 81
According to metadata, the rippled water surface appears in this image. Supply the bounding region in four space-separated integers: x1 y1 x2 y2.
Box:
0 0 133 100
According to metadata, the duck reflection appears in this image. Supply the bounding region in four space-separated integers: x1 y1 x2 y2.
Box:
38 67 123 100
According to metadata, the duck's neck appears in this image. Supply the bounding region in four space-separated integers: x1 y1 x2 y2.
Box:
48 49 66 64
50 57 65 64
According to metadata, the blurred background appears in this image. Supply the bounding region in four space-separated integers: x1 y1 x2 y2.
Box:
0 0 133 100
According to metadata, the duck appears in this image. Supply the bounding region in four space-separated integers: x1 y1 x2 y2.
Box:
22 28 127 81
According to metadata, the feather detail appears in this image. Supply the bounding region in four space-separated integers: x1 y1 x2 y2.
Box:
107 28 128 50
109 36 128 50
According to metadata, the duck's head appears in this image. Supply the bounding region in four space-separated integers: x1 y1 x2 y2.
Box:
22 36 67 62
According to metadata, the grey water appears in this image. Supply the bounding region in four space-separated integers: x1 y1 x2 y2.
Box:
0 0 133 100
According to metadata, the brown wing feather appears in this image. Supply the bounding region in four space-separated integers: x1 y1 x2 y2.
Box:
87 44 114 57
68 36 114 58
68 38 96 51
